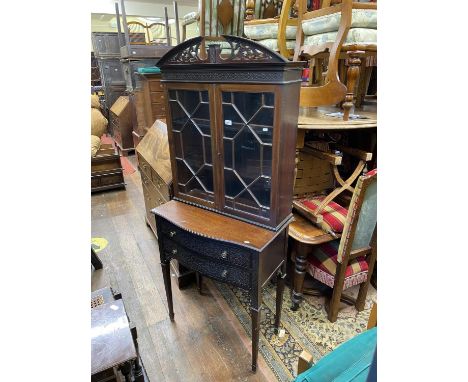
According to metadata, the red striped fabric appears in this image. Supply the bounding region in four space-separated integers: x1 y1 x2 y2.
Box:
299 196 348 233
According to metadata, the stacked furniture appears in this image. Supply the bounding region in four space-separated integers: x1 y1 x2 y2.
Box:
91 143 126 193
113 0 177 149
136 120 195 288
91 32 126 116
133 71 167 147
153 36 303 372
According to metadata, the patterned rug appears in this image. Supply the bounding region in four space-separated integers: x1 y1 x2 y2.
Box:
215 280 376 381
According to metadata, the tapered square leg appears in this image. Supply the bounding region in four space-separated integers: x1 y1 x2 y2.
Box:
275 267 286 333
251 306 261 372
161 261 174 321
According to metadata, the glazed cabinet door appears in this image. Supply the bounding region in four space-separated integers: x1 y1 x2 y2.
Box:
217 85 277 226
166 85 217 208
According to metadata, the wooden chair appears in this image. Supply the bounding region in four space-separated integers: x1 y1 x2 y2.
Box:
181 0 246 41
279 0 377 120
291 169 377 322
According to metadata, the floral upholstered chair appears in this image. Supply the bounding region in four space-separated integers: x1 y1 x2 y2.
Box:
292 169 377 322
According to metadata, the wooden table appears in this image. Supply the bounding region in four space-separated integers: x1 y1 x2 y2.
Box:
153 200 288 372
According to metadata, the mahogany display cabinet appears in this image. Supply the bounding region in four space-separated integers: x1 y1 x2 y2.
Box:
158 35 303 231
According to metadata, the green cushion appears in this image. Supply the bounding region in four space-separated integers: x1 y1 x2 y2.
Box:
303 27 377 47
244 22 297 40
256 38 296 52
294 327 377 382
302 9 377 36
137 67 161 74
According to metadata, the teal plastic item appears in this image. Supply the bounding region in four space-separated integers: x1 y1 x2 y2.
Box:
137 67 161 74
294 327 377 382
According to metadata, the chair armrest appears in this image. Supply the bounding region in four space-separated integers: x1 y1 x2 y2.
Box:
302 146 342 166
297 350 314 374
335 144 372 162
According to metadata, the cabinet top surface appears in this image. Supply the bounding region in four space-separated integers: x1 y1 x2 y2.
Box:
153 200 283 251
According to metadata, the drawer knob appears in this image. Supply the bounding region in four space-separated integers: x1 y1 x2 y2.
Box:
221 270 228 278
221 251 228 259
169 231 176 237
172 249 178 255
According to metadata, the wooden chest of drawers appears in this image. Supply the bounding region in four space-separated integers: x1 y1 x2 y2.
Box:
91 144 125 193
109 96 134 155
137 73 167 130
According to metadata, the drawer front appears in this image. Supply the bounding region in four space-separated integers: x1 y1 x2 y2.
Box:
150 169 170 200
162 237 251 290
159 219 252 269
150 92 165 104
149 80 163 92
100 172 124 187
138 155 152 181
151 102 166 115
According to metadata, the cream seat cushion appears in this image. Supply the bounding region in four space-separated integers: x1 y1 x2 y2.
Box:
257 38 296 52
244 22 297 40
302 9 377 36
303 28 376 47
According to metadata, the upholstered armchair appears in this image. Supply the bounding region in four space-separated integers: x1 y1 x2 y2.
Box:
279 0 377 119
181 0 246 41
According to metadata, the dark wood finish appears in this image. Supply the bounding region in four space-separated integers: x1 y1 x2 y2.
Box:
154 199 288 372
91 143 126 193
92 165 279 381
110 96 134 154
91 247 103 270
91 299 137 376
158 36 303 231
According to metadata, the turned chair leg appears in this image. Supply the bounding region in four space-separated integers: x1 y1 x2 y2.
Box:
342 49 365 121
291 242 308 311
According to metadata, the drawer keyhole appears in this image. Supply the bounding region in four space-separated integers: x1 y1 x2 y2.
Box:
169 231 176 237
221 251 228 259
221 270 228 278
172 249 178 255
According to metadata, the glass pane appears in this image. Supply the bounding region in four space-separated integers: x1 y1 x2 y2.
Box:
222 91 275 217
169 89 214 203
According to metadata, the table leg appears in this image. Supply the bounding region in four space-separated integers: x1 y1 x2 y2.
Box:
291 242 308 311
251 306 261 372
195 271 203 295
119 361 132 382
130 326 144 382
161 261 174 321
274 264 286 334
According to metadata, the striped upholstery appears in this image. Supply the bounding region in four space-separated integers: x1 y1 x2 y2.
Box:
307 240 368 290
295 196 347 233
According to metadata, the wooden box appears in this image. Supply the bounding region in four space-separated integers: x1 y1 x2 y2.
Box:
109 96 134 155
91 144 125 193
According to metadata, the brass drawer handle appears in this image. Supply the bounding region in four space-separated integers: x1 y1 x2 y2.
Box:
221 270 228 278
172 249 178 255
169 231 176 237
221 251 228 259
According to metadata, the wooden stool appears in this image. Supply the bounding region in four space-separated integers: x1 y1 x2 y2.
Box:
91 288 144 382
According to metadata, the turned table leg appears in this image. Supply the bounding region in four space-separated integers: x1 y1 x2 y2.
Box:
161 261 174 321
291 242 308 311
119 361 132 382
343 49 365 121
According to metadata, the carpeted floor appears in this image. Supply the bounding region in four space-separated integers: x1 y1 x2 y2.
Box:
99 134 136 175
215 281 376 381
